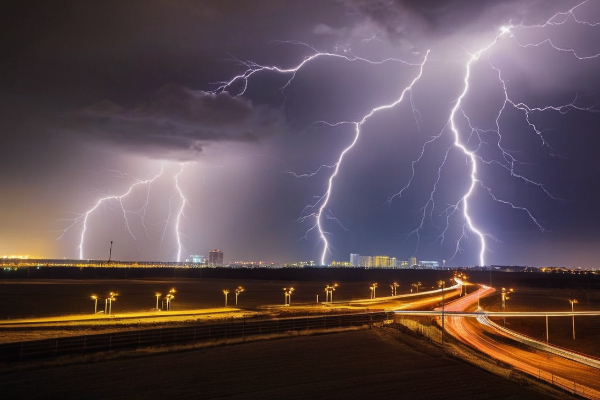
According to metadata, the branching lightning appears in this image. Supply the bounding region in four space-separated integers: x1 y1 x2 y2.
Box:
60 1 599 265
59 163 192 261
220 1 598 266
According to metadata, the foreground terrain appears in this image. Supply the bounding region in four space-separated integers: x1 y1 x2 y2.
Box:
0 328 570 399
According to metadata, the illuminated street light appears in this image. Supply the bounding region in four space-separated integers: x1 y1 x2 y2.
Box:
107 292 117 315
390 282 399 296
569 299 578 340
223 289 230 307
325 284 337 302
235 286 244 306
91 295 98 314
166 293 175 310
370 283 377 299
437 280 445 347
412 282 422 293
283 287 294 306
155 292 161 310
501 287 514 310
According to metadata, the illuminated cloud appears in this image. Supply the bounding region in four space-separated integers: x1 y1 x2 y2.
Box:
344 0 580 45
69 83 286 160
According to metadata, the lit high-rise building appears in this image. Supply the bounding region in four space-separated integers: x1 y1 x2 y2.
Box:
372 255 390 268
350 253 360 267
358 255 372 268
208 249 224 266
409 256 417 267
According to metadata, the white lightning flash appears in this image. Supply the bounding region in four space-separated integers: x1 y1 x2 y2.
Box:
173 163 190 262
58 164 165 259
60 163 193 261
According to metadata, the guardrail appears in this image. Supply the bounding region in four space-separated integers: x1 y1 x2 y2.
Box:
0 311 390 363
478 315 600 370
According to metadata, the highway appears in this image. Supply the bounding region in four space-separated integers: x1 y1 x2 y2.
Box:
439 287 600 398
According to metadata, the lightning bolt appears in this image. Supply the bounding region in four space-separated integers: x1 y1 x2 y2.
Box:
173 163 190 262
58 164 165 259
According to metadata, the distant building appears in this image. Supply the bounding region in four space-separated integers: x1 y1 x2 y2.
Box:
400 260 409 268
372 255 388 268
331 260 351 267
208 249 224 266
189 254 206 264
420 261 439 269
350 253 360 267
409 256 417 268
358 255 373 268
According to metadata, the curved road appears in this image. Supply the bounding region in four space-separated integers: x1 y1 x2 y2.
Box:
442 288 600 398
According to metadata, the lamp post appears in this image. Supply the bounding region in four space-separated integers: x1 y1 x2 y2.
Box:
107 292 117 315
569 299 578 340
155 293 161 310
91 295 98 314
325 284 337 302
235 286 244 306
412 282 422 293
370 283 377 299
437 280 445 347
390 282 399 296
283 287 294 306
223 289 230 307
501 287 513 310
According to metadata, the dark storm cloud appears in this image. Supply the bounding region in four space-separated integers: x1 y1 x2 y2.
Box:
67 84 286 159
344 0 580 46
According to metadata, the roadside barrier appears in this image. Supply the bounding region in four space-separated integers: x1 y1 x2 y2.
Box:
0 311 390 362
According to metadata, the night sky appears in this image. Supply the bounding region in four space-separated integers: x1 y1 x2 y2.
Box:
2 1 600 267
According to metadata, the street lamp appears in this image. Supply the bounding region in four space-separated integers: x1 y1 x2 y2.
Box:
223 289 230 307
501 287 513 310
91 295 98 314
370 283 377 299
155 293 161 310
107 292 117 315
437 280 445 347
390 282 399 296
283 287 294 306
569 299 578 340
235 286 244 306
325 284 337 302
412 282 422 293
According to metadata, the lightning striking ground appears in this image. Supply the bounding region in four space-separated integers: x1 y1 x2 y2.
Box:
59 163 192 261
219 1 598 266
58 1 599 266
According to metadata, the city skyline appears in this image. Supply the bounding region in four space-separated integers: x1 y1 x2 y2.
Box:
1 1 600 267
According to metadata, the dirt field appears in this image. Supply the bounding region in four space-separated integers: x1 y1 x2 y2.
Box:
0 328 570 400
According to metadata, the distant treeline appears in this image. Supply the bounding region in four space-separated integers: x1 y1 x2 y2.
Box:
1 267 599 289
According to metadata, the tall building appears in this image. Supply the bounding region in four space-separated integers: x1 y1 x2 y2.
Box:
358 255 373 268
409 256 417 268
350 253 360 267
372 255 390 268
208 249 224 266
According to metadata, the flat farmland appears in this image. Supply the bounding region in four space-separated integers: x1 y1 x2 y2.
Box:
0 328 567 400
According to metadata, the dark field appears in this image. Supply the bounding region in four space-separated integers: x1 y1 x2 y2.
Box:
0 278 424 319
0 328 565 400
